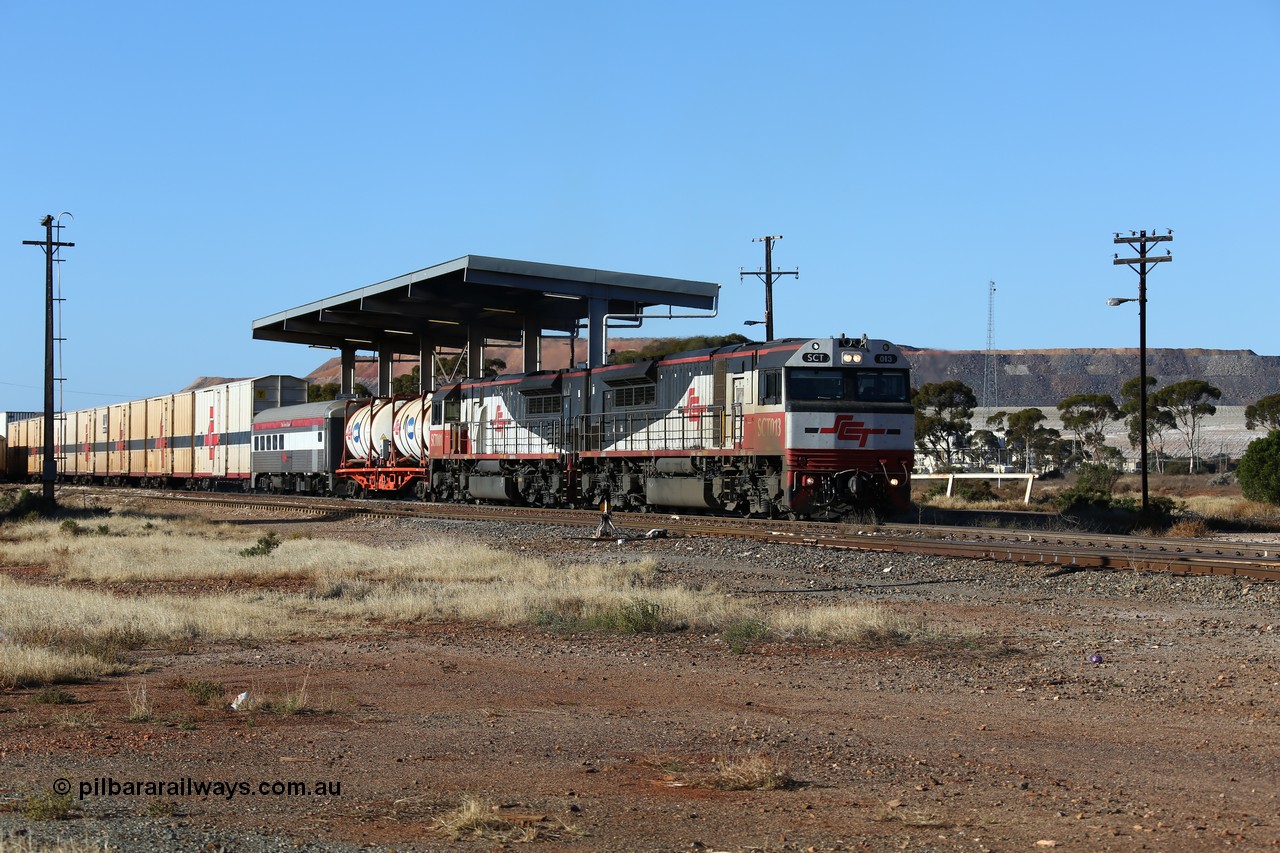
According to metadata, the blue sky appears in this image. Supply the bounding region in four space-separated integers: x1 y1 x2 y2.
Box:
3 1 1277 411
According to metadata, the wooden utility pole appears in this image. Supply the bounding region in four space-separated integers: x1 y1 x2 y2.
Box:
1111 229 1172 516
22 215 74 506
739 235 798 342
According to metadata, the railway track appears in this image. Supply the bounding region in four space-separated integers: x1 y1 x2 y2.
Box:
79 487 1280 583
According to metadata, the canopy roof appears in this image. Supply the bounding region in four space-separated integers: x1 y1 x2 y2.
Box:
252 255 720 354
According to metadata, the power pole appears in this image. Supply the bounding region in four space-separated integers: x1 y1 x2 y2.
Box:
739 235 798 341
1112 228 1172 515
22 214 74 506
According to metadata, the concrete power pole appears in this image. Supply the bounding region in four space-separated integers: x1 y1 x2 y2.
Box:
22 215 74 506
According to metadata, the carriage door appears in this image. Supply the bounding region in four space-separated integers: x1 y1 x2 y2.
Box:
731 376 746 447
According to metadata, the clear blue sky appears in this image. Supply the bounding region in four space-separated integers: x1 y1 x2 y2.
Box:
3 1 1277 411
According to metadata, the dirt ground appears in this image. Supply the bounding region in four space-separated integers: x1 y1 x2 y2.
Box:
2 501 1279 852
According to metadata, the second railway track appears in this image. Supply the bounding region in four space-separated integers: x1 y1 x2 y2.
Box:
92 487 1280 584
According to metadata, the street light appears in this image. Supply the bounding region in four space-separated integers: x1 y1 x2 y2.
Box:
1111 229 1173 516
743 320 766 326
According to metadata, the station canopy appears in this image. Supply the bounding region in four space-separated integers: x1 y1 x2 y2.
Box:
252 255 720 361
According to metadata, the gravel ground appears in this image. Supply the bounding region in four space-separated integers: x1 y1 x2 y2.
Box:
2 500 1278 852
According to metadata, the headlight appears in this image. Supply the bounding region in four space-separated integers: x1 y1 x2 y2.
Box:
841 352 862 364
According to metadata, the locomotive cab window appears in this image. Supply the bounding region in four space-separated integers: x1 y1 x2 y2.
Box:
856 371 909 402
759 369 781 405
786 369 909 403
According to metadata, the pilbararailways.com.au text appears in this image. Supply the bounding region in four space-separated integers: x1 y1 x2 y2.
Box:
61 776 342 801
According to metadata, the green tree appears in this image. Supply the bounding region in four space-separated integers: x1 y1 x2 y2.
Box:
1119 376 1174 474
1057 394 1121 463
308 382 371 402
1237 430 1280 505
613 334 750 364
1003 408 1062 473
432 355 507 382
1245 393 1280 432
967 428 1003 469
392 365 421 396
912 381 976 468
1151 379 1222 473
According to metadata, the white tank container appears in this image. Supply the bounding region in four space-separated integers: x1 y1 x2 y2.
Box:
392 396 431 461
344 400 397 461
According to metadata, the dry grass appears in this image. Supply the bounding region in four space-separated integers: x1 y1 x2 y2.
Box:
124 680 152 722
709 752 797 791
1177 495 1280 525
0 838 114 853
1165 517 1214 538
0 644 108 690
0 506 978 688
769 603 930 645
431 795 579 842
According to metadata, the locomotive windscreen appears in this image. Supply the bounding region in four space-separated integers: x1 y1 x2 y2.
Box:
786 368 909 403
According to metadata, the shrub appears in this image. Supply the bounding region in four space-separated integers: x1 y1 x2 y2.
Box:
1237 430 1280 506
1053 463 1122 512
954 478 997 502
239 532 281 557
1 489 54 521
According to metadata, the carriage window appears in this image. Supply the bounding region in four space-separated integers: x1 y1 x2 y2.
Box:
317 430 323 444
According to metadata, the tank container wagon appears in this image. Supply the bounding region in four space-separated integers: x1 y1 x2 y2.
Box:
329 335 914 517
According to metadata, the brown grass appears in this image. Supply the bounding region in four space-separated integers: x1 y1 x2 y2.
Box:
1 505 977 688
709 752 797 791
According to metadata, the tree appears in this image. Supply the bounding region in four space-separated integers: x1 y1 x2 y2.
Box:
1151 379 1222 473
613 334 750 364
1119 375 1174 474
912 381 976 468
1003 408 1062 473
432 355 507 382
967 428 1003 469
1057 394 1120 464
1237 430 1280 505
1245 393 1280 432
308 382 371 402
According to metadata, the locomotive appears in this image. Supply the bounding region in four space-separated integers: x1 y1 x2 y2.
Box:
253 335 915 518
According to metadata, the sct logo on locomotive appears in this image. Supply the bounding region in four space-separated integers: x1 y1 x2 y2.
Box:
817 416 888 447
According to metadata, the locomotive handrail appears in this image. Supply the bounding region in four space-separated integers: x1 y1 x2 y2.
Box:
572 406 733 454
